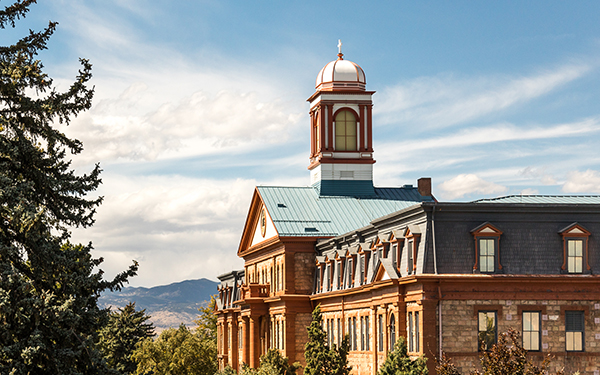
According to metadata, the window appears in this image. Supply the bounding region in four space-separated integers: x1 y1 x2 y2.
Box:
389 314 396 349
408 241 414 274
479 238 495 273
378 314 384 352
239 324 243 349
408 312 414 352
352 317 357 351
566 311 584 352
478 311 497 351
336 261 342 289
337 318 341 347
365 316 370 350
360 316 365 350
347 258 354 288
315 267 321 293
471 222 503 273
560 223 591 273
415 312 420 352
522 312 540 351
348 318 353 350
391 244 398 270
334 110 357 151
325 264 331 291
360 255 365 285
567 239 584 273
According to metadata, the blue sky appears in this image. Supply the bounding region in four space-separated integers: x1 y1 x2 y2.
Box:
8 1 600 286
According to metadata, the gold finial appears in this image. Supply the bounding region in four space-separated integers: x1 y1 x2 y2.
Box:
337 39 343 60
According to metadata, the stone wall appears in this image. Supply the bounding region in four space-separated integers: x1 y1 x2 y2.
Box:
442 299 600 375
294 312 312 366
294 252 315 294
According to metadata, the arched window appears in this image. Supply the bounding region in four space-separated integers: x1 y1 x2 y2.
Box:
335 110 357 151
389 313 396 349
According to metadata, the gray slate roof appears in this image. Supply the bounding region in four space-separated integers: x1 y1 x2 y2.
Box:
473 195 600 204
257 186 433 237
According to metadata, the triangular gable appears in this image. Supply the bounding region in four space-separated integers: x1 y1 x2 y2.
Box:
559 222 591 236
470 222 503 236
373 259 398 282
238 188 279 256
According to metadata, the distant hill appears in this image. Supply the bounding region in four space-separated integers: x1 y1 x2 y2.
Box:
99 278 218 333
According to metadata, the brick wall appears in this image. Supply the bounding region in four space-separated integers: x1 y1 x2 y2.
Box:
295 312 312 368
442 299 600 375
294 252 315 294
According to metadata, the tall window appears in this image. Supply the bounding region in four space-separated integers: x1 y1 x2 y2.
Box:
334 110 357 151
479 238 495 273
347 258 354 288
337 318 341 347
567 239 584 273
522 311 540 351
360 316 365 351
352 317 357 351
389 314 396 349
408 312 414 352
408 241 414 274
378 314 384 352
391 244 398 270
360 255 365 285
365 316 370 351
348 318 353 350
337 261 342 289
325 264 331 291
316 267 321 293
478 311 497 351
566 311 584 352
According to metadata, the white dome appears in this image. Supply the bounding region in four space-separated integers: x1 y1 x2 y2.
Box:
315 56 366 91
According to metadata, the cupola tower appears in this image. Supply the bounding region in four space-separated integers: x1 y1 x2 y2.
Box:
308 41 376 196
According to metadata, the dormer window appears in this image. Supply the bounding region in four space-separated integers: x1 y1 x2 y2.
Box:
334 109 357 151
559 223 591 274
471 222 503 274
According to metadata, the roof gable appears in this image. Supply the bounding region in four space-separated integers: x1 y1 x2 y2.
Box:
238 188 280 257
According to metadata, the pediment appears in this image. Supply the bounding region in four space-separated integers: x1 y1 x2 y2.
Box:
559 222 591 236
471 222 502 236
238 188 279 256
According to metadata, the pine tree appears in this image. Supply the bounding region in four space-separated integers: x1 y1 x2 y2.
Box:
304 305 351 375
377 336 428 375
97 303 155 374
0 1 137 373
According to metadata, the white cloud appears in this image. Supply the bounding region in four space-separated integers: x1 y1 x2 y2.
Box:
562 170 600 194
70 175 256 286
520 188 539 195
438 174 508 200
377 64 590 129
519 167 557 185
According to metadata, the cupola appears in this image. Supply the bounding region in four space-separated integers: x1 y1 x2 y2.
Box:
307 41 376 197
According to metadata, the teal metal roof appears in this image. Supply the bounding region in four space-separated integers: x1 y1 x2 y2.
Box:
257 186 433 237
473 195 600 204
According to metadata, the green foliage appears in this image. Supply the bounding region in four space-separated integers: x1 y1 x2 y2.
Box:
0 1 138 373
215 366 239 375
97 302 155 374
241 348 301 375
470 329 563 375
194 295 218 341
133 322 217 375
304 305 351 375
377 336 428 375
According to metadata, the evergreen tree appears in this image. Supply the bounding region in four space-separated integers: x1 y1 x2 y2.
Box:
377 337 428 375
304 305 351 375
97 303 155 374
0 1 137 373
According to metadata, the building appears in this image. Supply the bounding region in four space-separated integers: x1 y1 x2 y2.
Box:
215 48 600 375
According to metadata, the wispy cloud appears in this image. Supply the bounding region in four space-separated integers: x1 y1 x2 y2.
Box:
376 64 591 129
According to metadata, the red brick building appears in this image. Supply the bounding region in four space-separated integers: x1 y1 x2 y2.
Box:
215 48 600 375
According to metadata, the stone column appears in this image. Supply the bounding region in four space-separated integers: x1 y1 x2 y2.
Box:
249 316 260 368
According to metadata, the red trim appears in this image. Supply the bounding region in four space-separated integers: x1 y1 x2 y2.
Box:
320 105 326 152
559 223 591 272
359 104 365 151
310 111 315 157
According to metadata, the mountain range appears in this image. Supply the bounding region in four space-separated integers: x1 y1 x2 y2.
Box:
99 278 219 333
